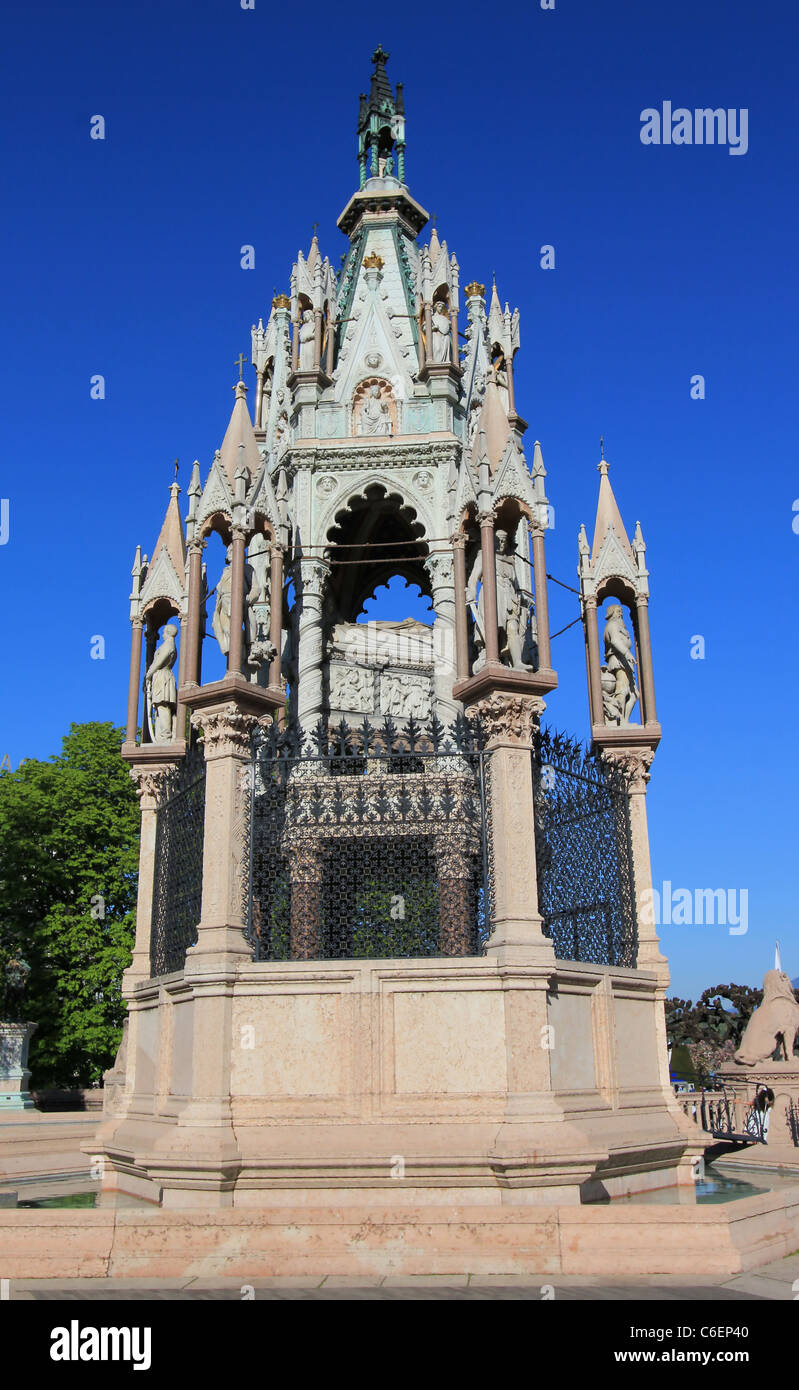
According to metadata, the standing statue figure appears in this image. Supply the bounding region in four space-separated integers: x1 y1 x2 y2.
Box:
466 528 532 671
431 300 451 363
358 383 391 436
145 623 178 743
297 308 315 370
603 604 639 724
212 546 261 660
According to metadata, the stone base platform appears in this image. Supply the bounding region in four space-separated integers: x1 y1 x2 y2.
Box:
2 1184 799 1280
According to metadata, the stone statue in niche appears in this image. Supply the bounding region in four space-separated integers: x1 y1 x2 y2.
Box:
602 604 639 725
298 308 315 370
330 664 373 713
466 528 532 672
357 384 392 435
431 300 451 363
212 546 262 661
244 535 277 681
145 623 178 743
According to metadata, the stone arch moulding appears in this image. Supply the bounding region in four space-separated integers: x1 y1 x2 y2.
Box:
351 376 399 436
316 473 436 551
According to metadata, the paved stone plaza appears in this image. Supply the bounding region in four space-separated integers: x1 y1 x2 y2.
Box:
8 1252 799 1299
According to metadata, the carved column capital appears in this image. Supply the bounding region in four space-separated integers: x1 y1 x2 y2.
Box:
191 703 260 760
129 765 169 809
478 509 496 528
299 557 330 599
472 691 546 748
601 745 656 791
424 550 454 589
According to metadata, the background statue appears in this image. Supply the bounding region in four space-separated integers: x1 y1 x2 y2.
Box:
734 970 799 1065
603 604 639 724
466 528 532 671
431 301 451 363
145 623 178 742
298 308 315 370
212 547 261 660
358 383 391 435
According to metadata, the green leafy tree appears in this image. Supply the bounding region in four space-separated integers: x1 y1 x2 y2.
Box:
0 722 139 1088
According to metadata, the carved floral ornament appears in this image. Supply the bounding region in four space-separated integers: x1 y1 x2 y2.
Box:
471 692 546 747
190 704 266 760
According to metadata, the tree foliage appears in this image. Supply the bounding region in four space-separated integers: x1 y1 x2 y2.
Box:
0 723 139 1087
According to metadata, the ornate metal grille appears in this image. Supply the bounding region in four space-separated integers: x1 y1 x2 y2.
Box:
248 716 489 961
532 728 637 967
150 750 206 976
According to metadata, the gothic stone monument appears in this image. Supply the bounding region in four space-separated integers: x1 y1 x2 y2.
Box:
92 50 700 1235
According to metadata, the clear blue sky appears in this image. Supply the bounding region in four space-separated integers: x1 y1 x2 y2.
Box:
1 0 796 999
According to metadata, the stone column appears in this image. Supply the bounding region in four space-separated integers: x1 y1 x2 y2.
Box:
296 558 329 732
124 765 170 985
188 702 258 964
325 313 336 377
530 522 552 673
184 540 204 689
268 543 284 692
289 844 323 960
449 306 459 367
227 529 246 677
635 596 658 726
313 307 323 372
255 369 264 429
452 535 470 682
125 619 143 745
291 314 300 373
584 596 604 727
478 511 500 665
424 551 459 724
603 747 667 976
474 693 554 964
436 831 473 956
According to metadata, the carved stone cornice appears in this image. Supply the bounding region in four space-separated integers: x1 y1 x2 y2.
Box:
191 703 259 761
286 440 462 472
471 692 546 748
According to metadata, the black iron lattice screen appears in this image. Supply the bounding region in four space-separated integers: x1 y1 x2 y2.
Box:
247 716 490 962
531 728 637 967
150 751 206 976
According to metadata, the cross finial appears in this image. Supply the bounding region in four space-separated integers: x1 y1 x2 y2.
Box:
234 352 248 380
431 212 437 229
371 44 390 66
312 221 318 239
174 458 179 482
600 434 604 459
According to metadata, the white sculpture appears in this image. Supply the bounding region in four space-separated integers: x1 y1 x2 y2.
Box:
298 308 315 370
330 664 373 712
145 624 178 743
358 384 391 435
466 529 532 671
602 604 639 725
212 547 261 659
431 301 451 363
380 673 431 719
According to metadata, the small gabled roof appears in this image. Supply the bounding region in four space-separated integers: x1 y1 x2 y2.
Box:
218 380 261 490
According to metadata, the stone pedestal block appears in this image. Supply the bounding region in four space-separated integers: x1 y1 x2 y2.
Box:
0 1022 38 1110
